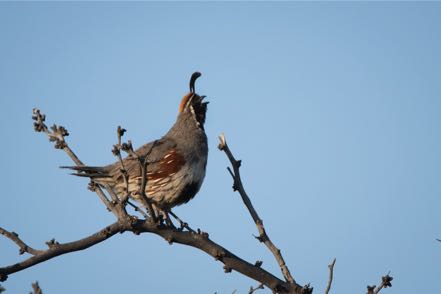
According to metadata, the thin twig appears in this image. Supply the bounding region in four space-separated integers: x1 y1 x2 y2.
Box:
121 141 158 222
32 109 114 213
373 273 393 294
218 133 296 285
139 156 157 222
127 200 148 218
0 221 125 282
113 126 131 203
169 211 196 233
0 219 300 293
88 182 115 213
248 283 264 294
324 258 336 294
32 109 132 220
30 281 42 294
0 228 43 256
8 109 307 293
367 273 393 294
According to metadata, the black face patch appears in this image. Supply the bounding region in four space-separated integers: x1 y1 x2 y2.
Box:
175 181 200 206
191 101 208 129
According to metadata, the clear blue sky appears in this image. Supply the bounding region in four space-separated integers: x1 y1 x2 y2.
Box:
1 2 440 293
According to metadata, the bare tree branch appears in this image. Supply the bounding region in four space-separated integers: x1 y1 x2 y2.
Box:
32 108 81 165
126 200 148 218
115 135 159 222
169 210 196 233
218 134 297 285
138 153 157 222
112 126 130 203
367 273 393 294
0 109 391 294
249 283 264 294
0 221 124 281
0 109 308 293
30 281 42 294
111 126 157 222
0 227 44 256
324 258 336 294
33 108 116 214
0 218 304 293
374 274 393 294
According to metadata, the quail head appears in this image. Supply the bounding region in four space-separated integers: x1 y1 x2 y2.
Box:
65 72 209 214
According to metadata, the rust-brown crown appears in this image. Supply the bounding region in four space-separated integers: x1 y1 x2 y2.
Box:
178 72 208 127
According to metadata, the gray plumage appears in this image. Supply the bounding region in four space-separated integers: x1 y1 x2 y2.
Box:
63 72 208 211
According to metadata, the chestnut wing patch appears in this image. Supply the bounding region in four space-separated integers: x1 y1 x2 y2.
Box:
115 148 186 199
114 148 186 198
147 149 186 181
142 149 186 197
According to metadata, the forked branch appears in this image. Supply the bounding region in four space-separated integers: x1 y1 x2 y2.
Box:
0 109 394 294
30 282 42 294
324 258 336 294
367 273 393 294
0 228 43 256
112 126 157 222
218 134 297 286
0 109 305 293
32 108 115 214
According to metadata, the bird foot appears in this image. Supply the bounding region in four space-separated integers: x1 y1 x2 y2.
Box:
152 206 176 228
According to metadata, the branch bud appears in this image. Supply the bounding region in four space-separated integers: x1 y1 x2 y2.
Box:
121 141 133 152
301 283 313 294
45 238 59 249
382 274 393 288
254 260 263 267
223 265 232 273
217 133 226 150
0 273 7 282
117 126 126 137
112 145 120 156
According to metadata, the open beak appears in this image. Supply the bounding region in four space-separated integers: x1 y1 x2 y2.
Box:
200 95 209 105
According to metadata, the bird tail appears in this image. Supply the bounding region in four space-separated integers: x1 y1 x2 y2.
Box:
60 165 112 179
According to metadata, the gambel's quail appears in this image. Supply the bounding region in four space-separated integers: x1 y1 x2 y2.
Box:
64 72 208 215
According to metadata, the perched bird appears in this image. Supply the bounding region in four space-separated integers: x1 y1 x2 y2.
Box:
64 72 208 215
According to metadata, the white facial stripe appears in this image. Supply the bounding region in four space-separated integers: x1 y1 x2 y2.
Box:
185 94 194 109
189 104 200 127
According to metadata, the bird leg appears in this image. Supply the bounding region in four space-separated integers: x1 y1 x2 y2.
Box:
152 205 175 228
169 211 195 233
